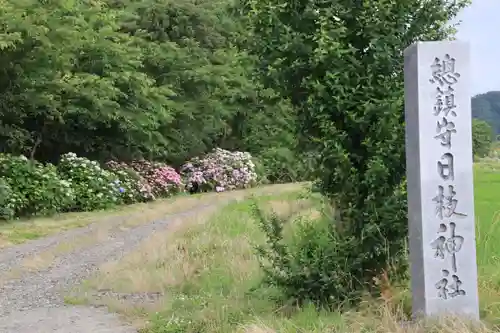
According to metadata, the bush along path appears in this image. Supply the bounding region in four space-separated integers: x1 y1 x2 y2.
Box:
1 148 259 221
0 183 298 333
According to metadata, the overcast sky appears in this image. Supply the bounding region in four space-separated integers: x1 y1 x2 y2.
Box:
455 1 500 96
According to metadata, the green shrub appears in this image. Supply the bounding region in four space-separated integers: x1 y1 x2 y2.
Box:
57 153 122 211
0 177 15 220
244 0 467 307
472 119 493 158
250 157 270 185
254 185 409 308
105 160 155 203
257 148 314 184
254 202 366 307
0 154 74 218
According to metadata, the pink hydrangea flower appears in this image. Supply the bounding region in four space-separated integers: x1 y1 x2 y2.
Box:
181 148 258 193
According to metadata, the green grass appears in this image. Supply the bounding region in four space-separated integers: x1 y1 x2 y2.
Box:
473 163 500 323
474 163 500 267
69 167 500 333
136 189 326 333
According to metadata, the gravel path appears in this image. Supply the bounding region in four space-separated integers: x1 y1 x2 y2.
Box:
0 307 137 333
0 212 144 273
0 202 220 333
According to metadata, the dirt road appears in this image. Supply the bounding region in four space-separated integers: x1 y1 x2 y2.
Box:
0 203 217 333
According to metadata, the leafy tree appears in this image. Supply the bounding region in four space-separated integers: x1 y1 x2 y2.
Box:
112 0 242 164
472 118 493 158
244 0 470 306
112 0 305 173
0 0 173 162
0 0 307 183
472 91 500 135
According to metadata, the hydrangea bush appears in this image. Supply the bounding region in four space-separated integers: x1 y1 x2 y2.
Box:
130 160 183 197
181 148 258 193
58 153 123 211
0 154 74 218
0 177 16 219
0 149 261 220
105 160 155 202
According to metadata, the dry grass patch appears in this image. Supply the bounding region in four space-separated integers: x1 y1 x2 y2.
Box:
264 198 311 216
85 185 305 293
263 191 334 223
19 251 56 271
239 323 276 333
0 183 306 248
13 223 115 273
66 206 221 326
69 184 306 315
0 223 117 284
0 195 198 248
235 300 496 333
0 251 57 284
91 206 220 294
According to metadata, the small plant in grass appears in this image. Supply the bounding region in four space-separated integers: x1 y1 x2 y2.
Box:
58 153 121 211
148 312 192 333
253 202 367 307
105 160 155 202
181 148 258 193
0 154 74 218
130 159 183 197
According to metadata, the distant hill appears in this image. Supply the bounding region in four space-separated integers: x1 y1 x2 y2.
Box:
472 91 500 135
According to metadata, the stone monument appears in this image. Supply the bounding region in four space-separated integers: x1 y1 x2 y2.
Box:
404 41 479 320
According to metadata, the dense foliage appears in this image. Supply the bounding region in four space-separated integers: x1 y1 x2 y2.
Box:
254 202 365 306
0 0 307 183
0 149 258 219
472 91 500 135
472 119 493 158
0 154 74 218
247 0 470 307
57 153 125 211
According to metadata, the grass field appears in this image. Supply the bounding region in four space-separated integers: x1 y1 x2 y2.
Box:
63 161 500 332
